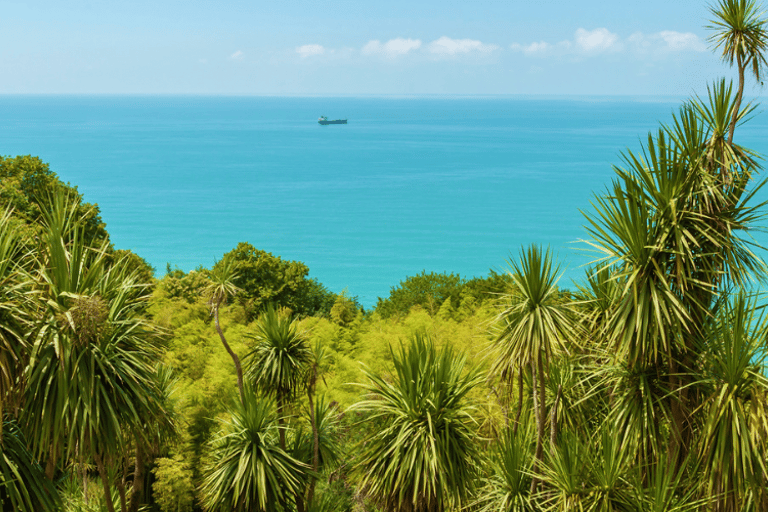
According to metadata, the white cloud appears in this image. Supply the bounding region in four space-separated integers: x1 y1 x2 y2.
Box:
511 41 551 55
362 38 422 58
511 28 620 58
229 50 244 60
296 44 325 58
628 31 706 53
428 36 499 56
575 28 620 53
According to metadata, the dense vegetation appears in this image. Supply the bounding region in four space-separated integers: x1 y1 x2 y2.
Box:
2 2 768 511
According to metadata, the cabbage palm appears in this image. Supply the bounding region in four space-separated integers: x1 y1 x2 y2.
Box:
351 334 482 512
22 192 163 512
204 259 245 404
0 209 33 426
695 293 768 511
473 424 537 512
708 0 768 143
0 417 60 511
583 91 766 460
200 396 307 512
491 245 574 489
290 396 342 512
0 212 60 512
245 305 311 450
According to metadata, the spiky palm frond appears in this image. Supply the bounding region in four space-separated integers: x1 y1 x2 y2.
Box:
0 209 33 409
21 192 164 512
695 292 768 511
246 305 312 402
24 245 162 463
290 396 342 471
204 257 240 311
0 417 60 511
491 246 574 376
708 0 768 82
200 397 307 512
572 265 623 343
351 334 483 512
473 424 538 512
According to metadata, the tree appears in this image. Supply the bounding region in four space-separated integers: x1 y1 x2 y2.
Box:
204 259 246 404
214 242 335 318
708 0 768 143
152 455 195 512
199 397 307 512
245 305 312 450
22 192 164 512
375 270 466 318
490 246 574 491
351 334 482 512
330 290 358 327
0 155 110 247
0 209 59 511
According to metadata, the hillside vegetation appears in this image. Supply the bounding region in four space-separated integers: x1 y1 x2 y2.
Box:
2 2 768 511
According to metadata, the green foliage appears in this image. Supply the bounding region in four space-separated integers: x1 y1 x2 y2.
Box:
290 396 342 470
375 270 466 318
473 426 537 512
375 269 512 319
351 334 483 512
0 154 110 247
199 397 307 512
214 242 335 319
111 249 155 285
330 290 358 327
152 455 195 512
158 269 211 305
0 417 60 511
245 306 312 402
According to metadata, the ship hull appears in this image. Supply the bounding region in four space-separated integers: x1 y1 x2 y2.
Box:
318 119 347 125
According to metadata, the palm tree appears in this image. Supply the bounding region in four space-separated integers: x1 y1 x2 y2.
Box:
304 341 332 510
0 210 60 511
708 0 768 143
245 305 312 451
351 334 482 512
0 417 61 511
22 192 164 512
199 396 307 512
204 259 245 404
583 90 766 462
490 245 574 490
695 293 768 511
0 209 33 431
473 424 537 512
290 396 342 512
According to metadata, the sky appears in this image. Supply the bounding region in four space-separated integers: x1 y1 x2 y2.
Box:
0 0 756 96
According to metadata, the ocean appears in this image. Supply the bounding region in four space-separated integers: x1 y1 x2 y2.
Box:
1 95 767 307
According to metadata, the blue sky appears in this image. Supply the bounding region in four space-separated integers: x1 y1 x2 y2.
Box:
0 0 754 95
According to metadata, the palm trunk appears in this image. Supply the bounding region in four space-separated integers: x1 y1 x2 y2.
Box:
728 52 745 146
306 368 320 509
530 359 544 494
94 451 117 512
550 384 562 447
116 476 128 512
213 305 245 404
513 369 524 435
45 452 56 481
277 392 287 451
128 442 145 512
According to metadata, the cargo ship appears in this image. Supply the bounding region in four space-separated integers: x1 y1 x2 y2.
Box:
318 116 347 125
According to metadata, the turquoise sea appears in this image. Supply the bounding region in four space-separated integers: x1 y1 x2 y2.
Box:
1 96 767 306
